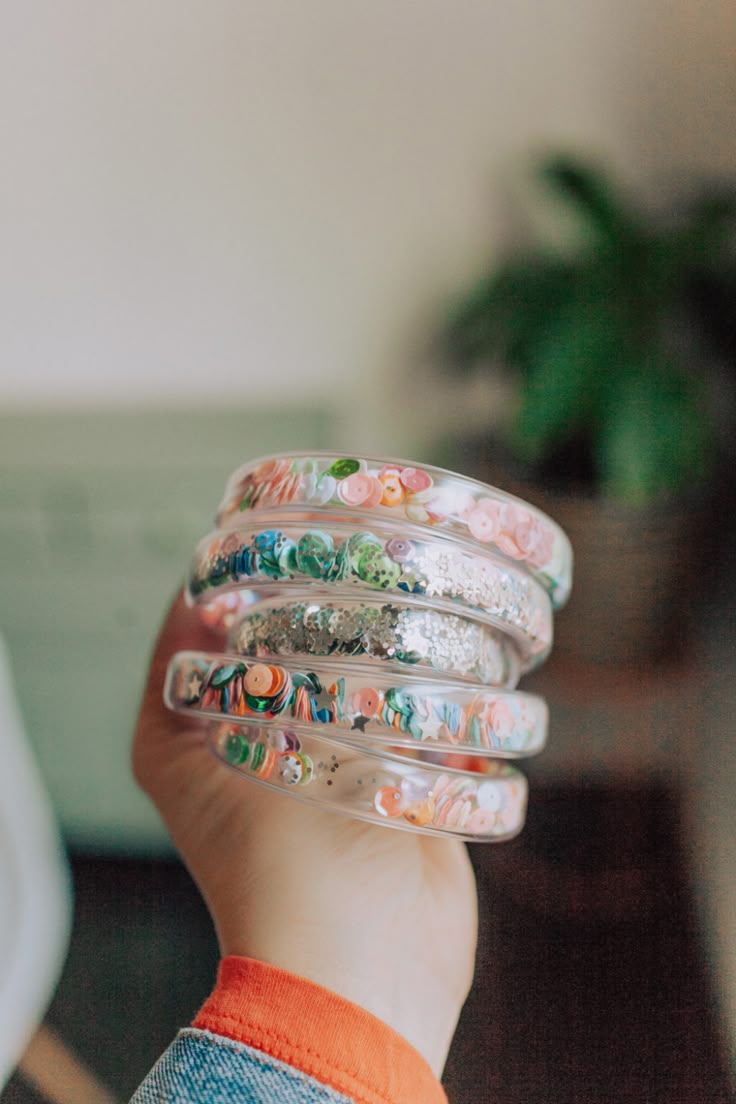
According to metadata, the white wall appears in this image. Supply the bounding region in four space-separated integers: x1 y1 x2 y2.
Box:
2 1 735 449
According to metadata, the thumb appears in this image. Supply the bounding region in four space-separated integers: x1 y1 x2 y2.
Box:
132 589 225 786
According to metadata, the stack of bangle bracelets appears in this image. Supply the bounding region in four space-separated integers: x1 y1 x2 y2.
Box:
164 453 573 842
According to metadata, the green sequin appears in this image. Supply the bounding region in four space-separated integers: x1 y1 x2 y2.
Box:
296 530 335 578
244 692 273 713
356 543 402 590
277 538 299 576
224 732 249 765
255 530 290 577
345 531 382 574
328 458 360 478
211 665 238 689
385 687 411 714
408 716 423 740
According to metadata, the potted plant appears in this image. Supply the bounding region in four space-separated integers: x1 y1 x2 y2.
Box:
441 154 736 666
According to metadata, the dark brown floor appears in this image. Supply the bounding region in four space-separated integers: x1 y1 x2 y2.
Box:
3 785 734 1103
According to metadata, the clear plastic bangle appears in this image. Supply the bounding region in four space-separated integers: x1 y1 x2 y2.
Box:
215 453 572 609
187 518 553 660
164 451 572 840
229 594 524 684
165 651 548 757
209 720 528 841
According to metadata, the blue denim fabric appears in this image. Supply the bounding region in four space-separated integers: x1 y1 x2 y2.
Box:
128 1028 357 1104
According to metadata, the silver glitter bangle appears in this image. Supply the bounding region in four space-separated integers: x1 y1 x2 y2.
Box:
229 595 523 684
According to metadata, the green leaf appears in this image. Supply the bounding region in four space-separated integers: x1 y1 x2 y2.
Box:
538 155 639 244
444 256 578 367
596 364 715 502
510 297 624 463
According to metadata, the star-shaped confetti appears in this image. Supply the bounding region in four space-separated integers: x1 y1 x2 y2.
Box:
351 715 369 733
313 684 337 709
187 672 204 700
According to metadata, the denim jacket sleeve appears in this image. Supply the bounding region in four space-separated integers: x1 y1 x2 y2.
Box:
128 956 448 1104
129 1028 358 1103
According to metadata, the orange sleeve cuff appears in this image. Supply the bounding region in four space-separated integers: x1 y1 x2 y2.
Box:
192 955 449 1104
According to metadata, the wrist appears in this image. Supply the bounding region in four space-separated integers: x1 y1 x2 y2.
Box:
215 914 470 1077
194 955 449 1104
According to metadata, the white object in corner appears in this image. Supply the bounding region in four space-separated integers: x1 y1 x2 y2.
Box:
0 635 72 1089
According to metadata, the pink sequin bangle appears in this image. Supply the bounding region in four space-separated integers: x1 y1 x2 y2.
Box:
186 518 553 661
164 652 548 758
208 721 528 841
229 594 524 684
215 453 572 609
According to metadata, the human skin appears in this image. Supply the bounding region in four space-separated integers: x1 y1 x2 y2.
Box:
133 594 479 1077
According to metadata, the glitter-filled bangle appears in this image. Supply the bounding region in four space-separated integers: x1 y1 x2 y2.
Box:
186 519 553 660
164 450 572 840
215 453 572 609
209 720 528 840
230 595 524 684
165 651 548 757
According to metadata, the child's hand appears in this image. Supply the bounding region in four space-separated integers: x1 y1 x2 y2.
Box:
133 594 478 1076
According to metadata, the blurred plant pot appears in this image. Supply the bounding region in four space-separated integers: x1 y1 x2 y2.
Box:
461 446 711 669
